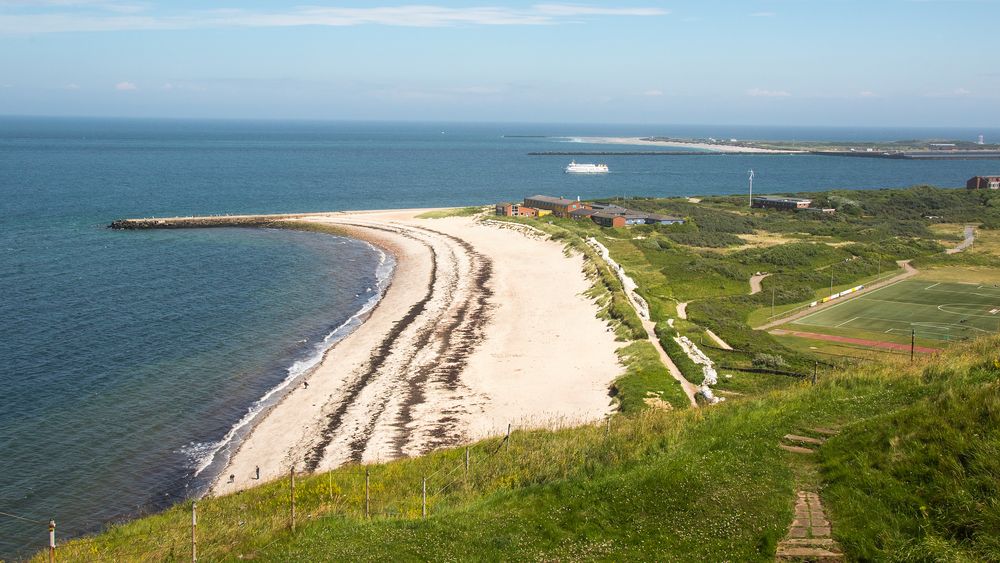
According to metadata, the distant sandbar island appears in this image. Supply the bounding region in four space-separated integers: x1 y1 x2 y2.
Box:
527 135 1000 159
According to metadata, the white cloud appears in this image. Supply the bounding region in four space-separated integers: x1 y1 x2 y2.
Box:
0 4 668 33
642 89 664 96
925 87 974 98
747 88 790 97
114 80 136 90
859 90 877 97
0 1 146 13
532 4 667 17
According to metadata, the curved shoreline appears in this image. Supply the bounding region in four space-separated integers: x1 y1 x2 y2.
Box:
190 231 396 492
208 209 625 495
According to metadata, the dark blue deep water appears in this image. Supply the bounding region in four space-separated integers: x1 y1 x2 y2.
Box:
1 117 997 556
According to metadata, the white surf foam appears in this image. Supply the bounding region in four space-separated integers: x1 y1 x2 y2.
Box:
183 242 396 482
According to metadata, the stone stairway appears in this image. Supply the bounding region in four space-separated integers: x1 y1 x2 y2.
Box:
776 492 843 561
775 429 844 561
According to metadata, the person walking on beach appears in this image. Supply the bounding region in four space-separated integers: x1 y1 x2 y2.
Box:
255 466 260 480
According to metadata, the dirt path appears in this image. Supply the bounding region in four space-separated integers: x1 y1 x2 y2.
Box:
749 273 770 295
945 225 975 254
587 238 698 407
769 329 941 354
754 260 917 331
676 301 688 319
642 320 700 407
705 329 733 350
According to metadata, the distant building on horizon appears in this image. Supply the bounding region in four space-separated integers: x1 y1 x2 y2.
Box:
967 176 1000 190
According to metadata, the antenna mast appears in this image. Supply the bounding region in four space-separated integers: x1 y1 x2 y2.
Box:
748 169 755 208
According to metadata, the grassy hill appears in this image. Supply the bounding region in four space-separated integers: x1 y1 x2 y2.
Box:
35 188 1000 561
36 336 1000 561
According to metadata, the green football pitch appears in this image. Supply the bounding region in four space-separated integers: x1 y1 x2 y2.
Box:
789 279 1000 343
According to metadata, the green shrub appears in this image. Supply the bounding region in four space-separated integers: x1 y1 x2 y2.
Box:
752 353 788 369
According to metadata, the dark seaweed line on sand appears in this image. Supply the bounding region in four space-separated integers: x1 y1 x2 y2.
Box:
390 226 496 453
302 223 437 471
343 231 457 461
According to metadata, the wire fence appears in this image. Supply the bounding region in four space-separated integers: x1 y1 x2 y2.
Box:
6 419 633 562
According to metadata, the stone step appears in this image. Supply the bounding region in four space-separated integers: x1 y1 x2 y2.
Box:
779 444 815 454
784 433 825 445
776 546 843 561
781 538 838 547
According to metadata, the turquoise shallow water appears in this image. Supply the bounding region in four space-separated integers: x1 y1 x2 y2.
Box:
1 117 997 557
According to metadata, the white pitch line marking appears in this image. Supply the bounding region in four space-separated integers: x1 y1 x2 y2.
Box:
835 316 859 328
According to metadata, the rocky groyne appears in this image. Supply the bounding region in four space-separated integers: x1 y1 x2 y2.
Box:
108 213 316 230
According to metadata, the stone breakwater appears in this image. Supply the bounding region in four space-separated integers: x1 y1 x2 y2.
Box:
109 214 317 230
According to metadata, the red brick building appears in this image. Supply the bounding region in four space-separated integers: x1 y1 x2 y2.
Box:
523 195 585 217
967 176 1000 190
495 202 538 217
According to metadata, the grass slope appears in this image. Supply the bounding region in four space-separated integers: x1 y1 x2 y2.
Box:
38 337 1000 561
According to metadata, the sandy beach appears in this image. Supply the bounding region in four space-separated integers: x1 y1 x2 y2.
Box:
211 209 623 494
569 136 804 154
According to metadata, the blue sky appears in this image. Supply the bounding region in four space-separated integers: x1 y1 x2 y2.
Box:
1 0 998 125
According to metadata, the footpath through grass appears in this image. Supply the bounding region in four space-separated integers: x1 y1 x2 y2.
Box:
37 336 1000 561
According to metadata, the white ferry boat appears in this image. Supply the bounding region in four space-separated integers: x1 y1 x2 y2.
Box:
565 161 609 174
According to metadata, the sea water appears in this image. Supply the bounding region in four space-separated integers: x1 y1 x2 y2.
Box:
1 117 996 556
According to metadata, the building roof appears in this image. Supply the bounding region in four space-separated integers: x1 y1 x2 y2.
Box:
569 208 597 217
590 202 628 212
640 213 684 222
753 196 812 204
526 194 577 206
591 211 624 220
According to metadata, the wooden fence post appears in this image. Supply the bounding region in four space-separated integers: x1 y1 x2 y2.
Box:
465 447 470 477
290 467 296 532
422 477 427 519
365 467 370 519
48 519 56 563
506 423 511 452
190 504 196 562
